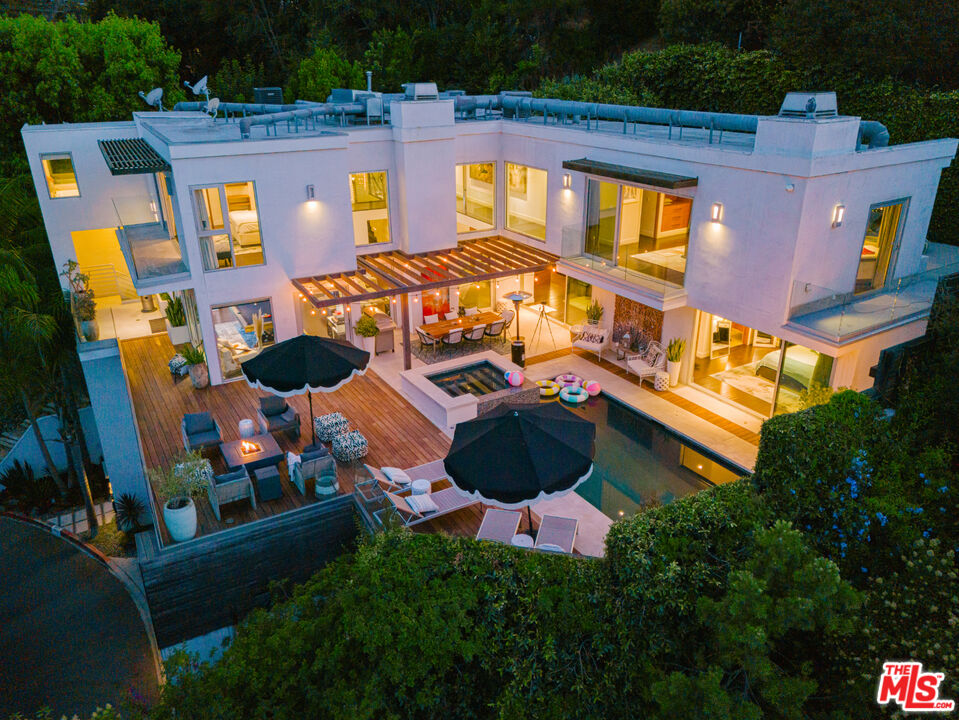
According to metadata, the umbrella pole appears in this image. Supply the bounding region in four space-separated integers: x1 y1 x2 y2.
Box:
309 392 315 445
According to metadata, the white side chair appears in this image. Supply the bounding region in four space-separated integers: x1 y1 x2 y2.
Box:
424 314 439 325
464 307 479 316
626 340 667 386
444 312 459 321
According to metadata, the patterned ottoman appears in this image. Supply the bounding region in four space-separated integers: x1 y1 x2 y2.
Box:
314 412 349 442
654 371 670 392
331 430 368 462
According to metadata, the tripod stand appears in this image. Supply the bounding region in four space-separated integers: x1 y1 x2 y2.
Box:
529 303 557 351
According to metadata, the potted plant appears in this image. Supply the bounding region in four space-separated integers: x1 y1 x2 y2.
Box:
113 492 147 533
152 451 212 542
181 344 209 388
354 314 379 354
60 260 98 341
160 292 190 346
585 299 604 326
666 337 687 387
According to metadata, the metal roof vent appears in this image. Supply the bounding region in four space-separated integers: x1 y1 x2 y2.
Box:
403 82 439 101
779 92 838 119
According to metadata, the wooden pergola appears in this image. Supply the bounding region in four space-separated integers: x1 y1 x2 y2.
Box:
292 236 557 369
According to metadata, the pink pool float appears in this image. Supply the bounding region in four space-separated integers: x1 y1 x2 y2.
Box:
555 373 583 388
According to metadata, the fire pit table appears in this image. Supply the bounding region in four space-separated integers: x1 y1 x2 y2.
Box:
220 433 284 473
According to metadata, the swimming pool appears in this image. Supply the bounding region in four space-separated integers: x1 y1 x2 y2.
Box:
555 393 746 519
427 360 508 398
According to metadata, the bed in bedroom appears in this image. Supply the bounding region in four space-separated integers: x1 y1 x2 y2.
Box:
754 346 821 391
229 209 261 247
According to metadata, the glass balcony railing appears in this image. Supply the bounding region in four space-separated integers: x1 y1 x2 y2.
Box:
113 196 188 281
789 259 959 341
562 254 688 303
73 302 118 345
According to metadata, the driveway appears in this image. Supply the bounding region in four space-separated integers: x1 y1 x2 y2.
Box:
0 517 159 717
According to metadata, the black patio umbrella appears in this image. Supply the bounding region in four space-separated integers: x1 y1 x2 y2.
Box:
241 334 371 444
443 402 595 532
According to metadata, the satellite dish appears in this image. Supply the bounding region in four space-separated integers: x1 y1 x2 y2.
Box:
138 87 164 111
184 75 209 100
206 98 220 118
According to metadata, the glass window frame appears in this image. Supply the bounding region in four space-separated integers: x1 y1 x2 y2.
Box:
456 161 497 234
580 176 693 286
190 180 266 272
349 170 393 247
40 152 80 199
853 197 910 296
504 161 548 242
210 295 275 381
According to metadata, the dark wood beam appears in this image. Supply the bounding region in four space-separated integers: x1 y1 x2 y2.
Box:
400 293 412 371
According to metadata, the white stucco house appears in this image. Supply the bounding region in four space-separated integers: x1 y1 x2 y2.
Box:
21 85 959 511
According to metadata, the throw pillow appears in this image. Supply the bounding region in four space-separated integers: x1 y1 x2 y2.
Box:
261 395 287 417
407 493 439 514
381 467 412 486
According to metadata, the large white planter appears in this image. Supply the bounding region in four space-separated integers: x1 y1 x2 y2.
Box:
358 335 376 354
667 359 682 387
165 319 190 346
163 497 197 542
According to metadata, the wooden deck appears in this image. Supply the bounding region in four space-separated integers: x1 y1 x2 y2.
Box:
527 347 761 446
119 335 509 545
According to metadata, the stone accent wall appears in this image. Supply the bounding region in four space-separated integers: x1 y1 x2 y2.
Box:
476 383 540 415
612 296 664 345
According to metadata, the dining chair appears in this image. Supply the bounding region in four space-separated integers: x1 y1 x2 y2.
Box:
464 307 479 316
464 324 486 343
442 328 463 347
424 313 439 324
416 326 438 355
484 320 506 344
444 312 459 321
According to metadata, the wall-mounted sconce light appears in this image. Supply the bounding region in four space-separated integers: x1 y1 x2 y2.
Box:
306 184 315 201
562 173 572 189
832 204 845 228
711 202 723 223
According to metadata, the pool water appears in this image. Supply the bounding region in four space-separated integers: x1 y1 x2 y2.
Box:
555 393 746 519
427 361 508 398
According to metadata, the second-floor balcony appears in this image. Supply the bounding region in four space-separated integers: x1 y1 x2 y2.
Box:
787 243 959 343
113 196 189 287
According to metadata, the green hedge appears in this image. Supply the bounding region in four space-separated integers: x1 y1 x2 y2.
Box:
538 44 959 245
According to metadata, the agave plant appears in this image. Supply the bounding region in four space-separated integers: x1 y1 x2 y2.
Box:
113 492 146 533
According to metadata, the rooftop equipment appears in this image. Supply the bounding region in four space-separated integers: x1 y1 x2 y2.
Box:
254 87 284 105
404 82 439 101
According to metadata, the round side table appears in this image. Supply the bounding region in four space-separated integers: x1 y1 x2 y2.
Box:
511 533 534 548
411 478 431 495
653 371 670 392
238 418 256 438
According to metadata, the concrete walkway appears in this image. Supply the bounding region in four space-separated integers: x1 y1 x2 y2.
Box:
0 517 158 718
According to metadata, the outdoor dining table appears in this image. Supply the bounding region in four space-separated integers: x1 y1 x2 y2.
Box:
420 311 503 339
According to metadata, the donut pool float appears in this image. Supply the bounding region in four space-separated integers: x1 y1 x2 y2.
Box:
559 386 588 404
505 370 524 387
536 379 560 397
582 379 601 396
555 374 583 388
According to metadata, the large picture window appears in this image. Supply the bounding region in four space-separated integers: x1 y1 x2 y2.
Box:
41 153 79 198
192 181 264 270
212 298 275 380
855 199 907 294
582 178 691 286
456 162 495 233
350 171 391 246
505 163 547 241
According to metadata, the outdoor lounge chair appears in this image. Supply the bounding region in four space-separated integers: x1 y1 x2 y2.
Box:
534 514 578 553
181 411 222 452
625 340 667 386
476 508 522 543
206 467 255 521
572 326 610 361
376 486 477 528
289 446 337 496
257 395 301 439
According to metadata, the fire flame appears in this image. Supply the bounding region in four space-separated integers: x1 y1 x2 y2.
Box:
240 440 259 454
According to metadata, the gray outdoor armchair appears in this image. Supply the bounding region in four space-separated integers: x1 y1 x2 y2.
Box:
207 467 255 521
181 411 222 452
257 395 300 439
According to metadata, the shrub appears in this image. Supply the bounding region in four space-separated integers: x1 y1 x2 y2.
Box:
0 459 57 514
354 314 379 338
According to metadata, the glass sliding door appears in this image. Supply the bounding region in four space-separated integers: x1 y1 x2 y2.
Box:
212 298 275 380
505 163 547 241
771 343 835 415
855 199 907 294
565 278 592 326
584 179 618 262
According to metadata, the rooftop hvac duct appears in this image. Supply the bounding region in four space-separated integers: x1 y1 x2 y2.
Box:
858 120 890 149
172 101 302 114
237 101 366 137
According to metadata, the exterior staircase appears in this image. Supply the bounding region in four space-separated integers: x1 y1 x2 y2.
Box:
0 402 57 462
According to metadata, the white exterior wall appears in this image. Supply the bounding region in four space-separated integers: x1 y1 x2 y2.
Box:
21 122 157 278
